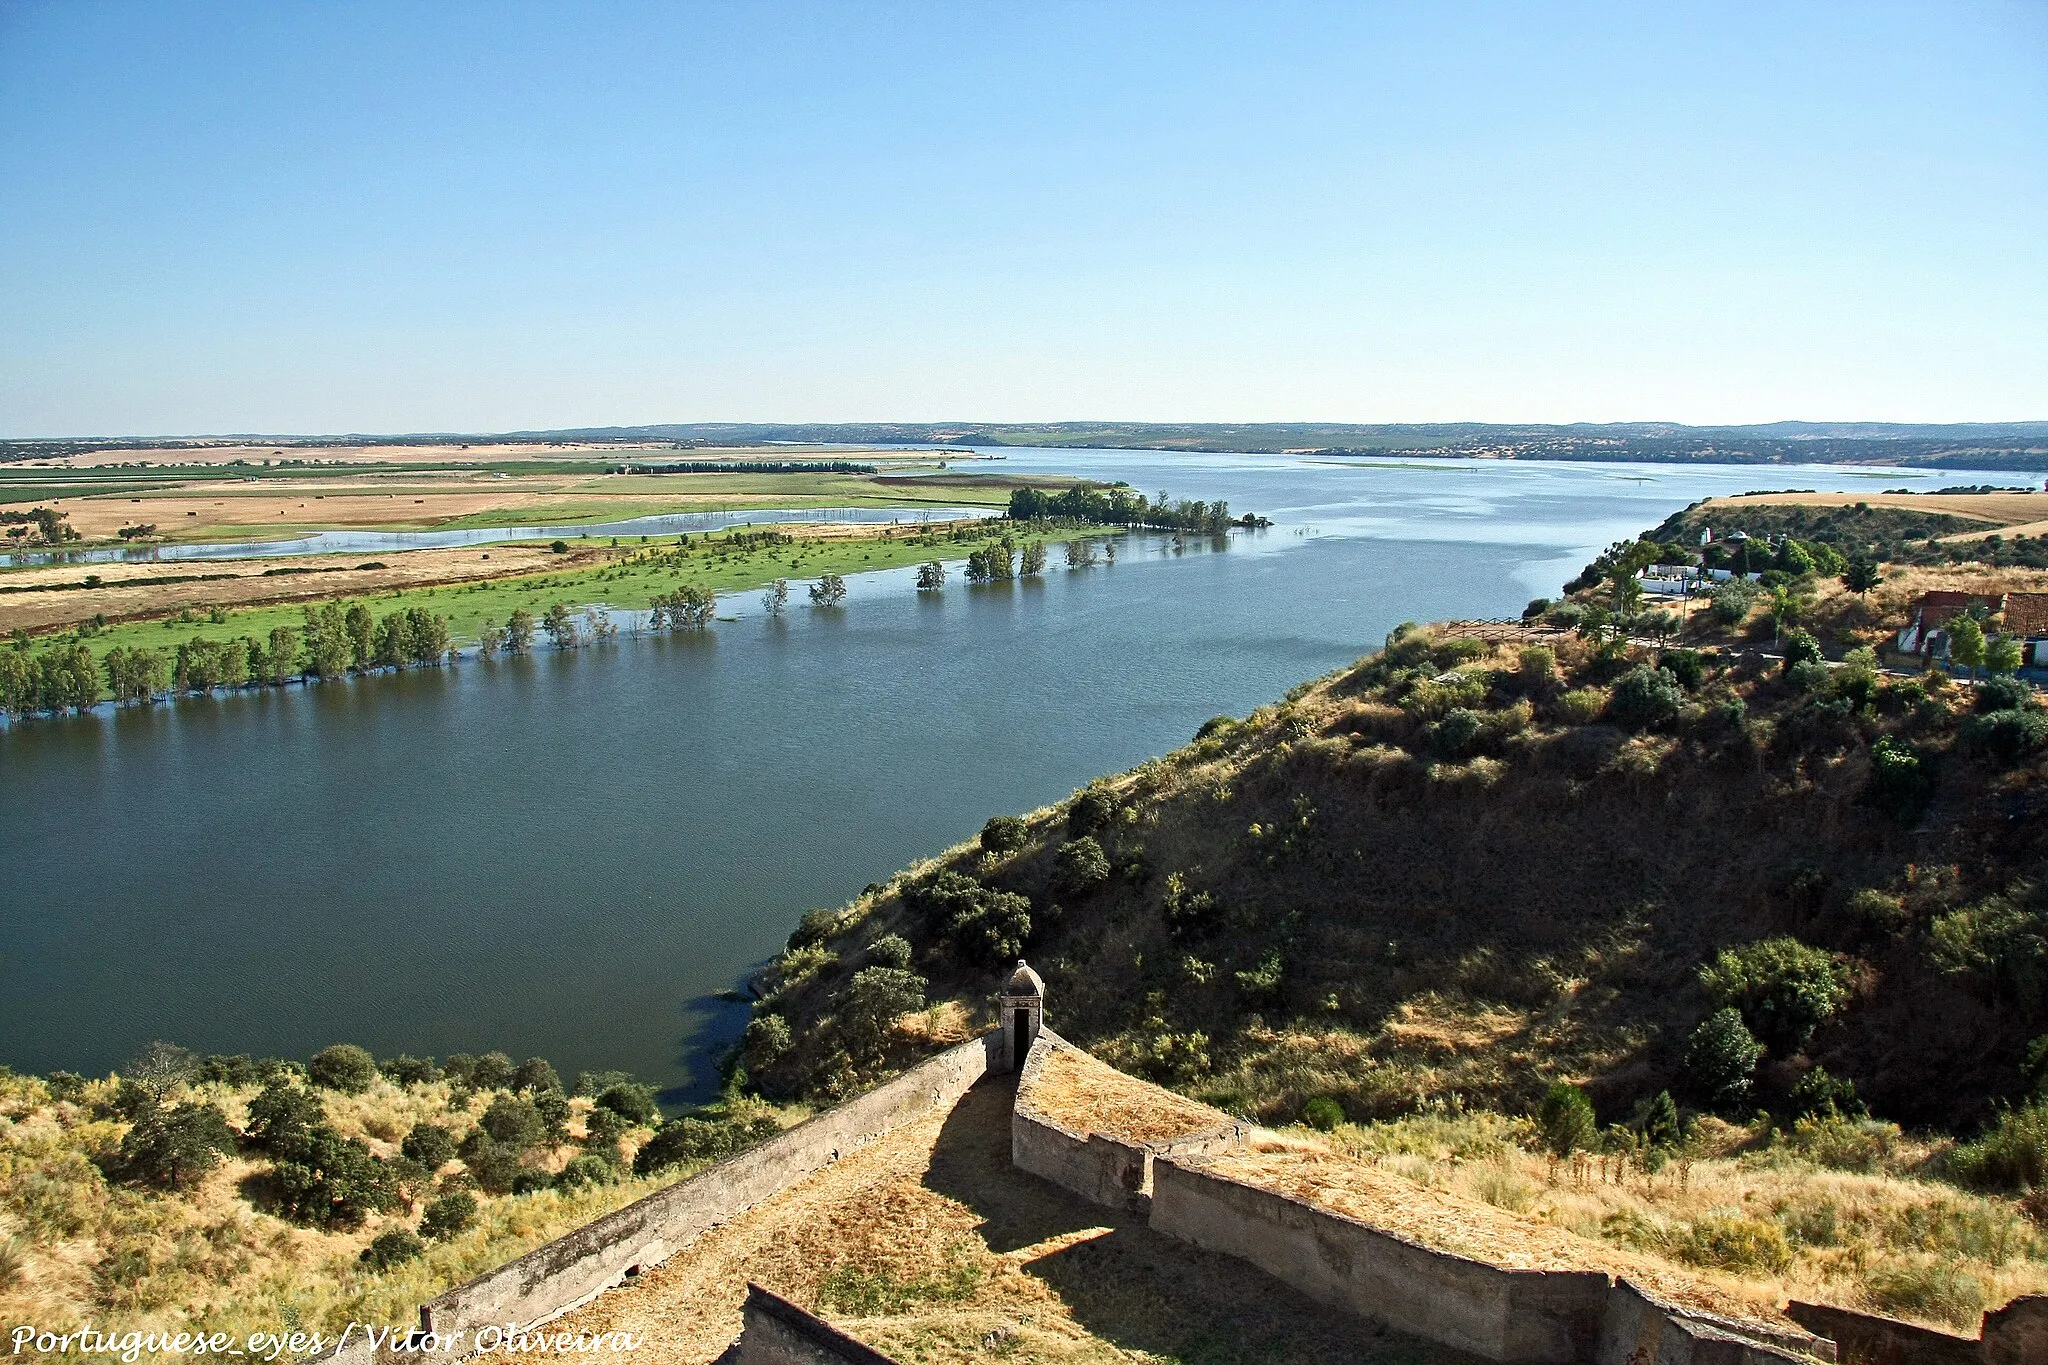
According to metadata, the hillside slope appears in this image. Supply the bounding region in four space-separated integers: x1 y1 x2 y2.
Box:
754 624 2047 1135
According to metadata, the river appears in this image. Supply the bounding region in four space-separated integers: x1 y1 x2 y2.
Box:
0 449 1999 1097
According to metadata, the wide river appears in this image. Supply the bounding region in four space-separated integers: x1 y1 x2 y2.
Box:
0 449 1999 1097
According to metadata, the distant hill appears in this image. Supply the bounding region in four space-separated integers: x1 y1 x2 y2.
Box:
9 420 2048 467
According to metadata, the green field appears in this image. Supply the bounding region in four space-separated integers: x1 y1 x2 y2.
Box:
21 523 1113 700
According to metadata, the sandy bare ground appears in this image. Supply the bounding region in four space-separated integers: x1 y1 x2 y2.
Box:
0 544 573 634
1708 489 2048 529
476 1080 1474 1365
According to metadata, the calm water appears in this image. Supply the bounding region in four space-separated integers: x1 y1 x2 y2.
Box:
0 451 1994 1097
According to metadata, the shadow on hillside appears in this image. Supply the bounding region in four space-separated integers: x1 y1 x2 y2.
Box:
922 1078 1480 1365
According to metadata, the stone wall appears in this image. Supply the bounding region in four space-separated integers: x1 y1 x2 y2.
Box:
318 1033 999 1364
728 1284 899 1365
1148 1154 1611 1363
1009 1030 1245 1213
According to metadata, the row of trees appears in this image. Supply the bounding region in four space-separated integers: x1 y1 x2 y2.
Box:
1005 485 1250 534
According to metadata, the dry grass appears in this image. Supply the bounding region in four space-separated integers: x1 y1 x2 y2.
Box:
1705 490 2048 528
0 1070 724 1353
1026 1044 1234 1146
1311 1109 2048 1335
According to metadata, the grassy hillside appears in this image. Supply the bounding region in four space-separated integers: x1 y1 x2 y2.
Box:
0 1046 795 1354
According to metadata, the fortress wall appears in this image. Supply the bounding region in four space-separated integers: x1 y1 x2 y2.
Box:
318 1033 999 1364
729 1284 901 1365
1010 1030 1149 1210
1147 1154 1608 1363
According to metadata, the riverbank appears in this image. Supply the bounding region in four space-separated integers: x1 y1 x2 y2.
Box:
1 519 1139 710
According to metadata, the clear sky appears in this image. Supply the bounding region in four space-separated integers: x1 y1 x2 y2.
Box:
1 1 2043 436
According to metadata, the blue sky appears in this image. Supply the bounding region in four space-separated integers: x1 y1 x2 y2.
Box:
1 1 2042 435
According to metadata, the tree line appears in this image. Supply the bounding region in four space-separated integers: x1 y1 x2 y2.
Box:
1005 485 1263 534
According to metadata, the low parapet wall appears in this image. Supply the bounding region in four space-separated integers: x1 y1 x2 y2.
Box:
729 1284 899 1365
1010 1030 1245 1212
321 1033 999 1364
1787 1293 2048 1365
1148 1154 1609 1363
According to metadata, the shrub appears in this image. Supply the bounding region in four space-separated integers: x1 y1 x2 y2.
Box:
419 1192 477 1241
1429 707 1487 760
583 1105 631 1159
1866 734 1934 822
195 1053 258 1086
1948 1103 2048 1193
1976 676 2030 714
400 1122 457 1170
359 1229 424 1271
1785 1115 1900 1173
1787 1065 1864 1121
909 871 1031 968
1555 688 1604 725
786 907 839 950
1301 1097 1345 1131
1536 1083 1597 1157
1864 1260 1986 1328
1517 646 1556 690
868 934 913 969
1053 837 1111 894
1195 714 1235 740
242 1081 324 1151
1609 666 1684 731
511 1170 554 1194
1700 937 1853 1053
459 1136 521 1195
979 816 1028 854
478 1095 547 1151
1067 785 1116 835
633 1114 781 1175
740 1016 792 1077
1845 888 1908 935
1929 890 2048 1005
533 1089 570 1141
120 1102 236 1191
841 967 928 1058
378 1054 442 1086
307 1044 378 1094
1786 659 1831 694
555 1153 615 1190
1710 579 1758 625
573 1069 634 1097
441 1054 479 1087
470 1052 515 1090
1660 648 1705 690
1684 1008 1763 1111
269 1128 399 1226
1782 629 1823 671
1641 1090 1683 1150
511 1058 562 1094
1675 1215 1792 1275
596 1081 659 1126
1962 708 2048 766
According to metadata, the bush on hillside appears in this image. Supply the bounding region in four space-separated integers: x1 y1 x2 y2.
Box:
378 1054 442 1086
1685 1008 1763 1112
1067 785 1116 835
478 1094 547 1151
511 1058 562 1094
868 933 913 968
1640 1090 1683 1150
470 1052 516 1090
555 1153 616 1190
1700 937 1853 1053
458 1134 522 1195
1053 837 1111 894
633 1113 781 1175
1787 1064 1865 1121
269 1128 399 1227
359 1229 424 1271
786 907 839 950
1660 648 1705 691
1787 659 1831 695
740 1016 792 1077
583 1105 631 1161
1929 891 2048 1006
1864 1260 1986 1329
242 1081 324 1151
1963 708 2048 766
307 1044 377 1093
1976 676 2030 714
1865 735 1934 823
1429 707 1487 760
1536 1083 1597 1157
1710 579 1759 625
1301 1097 1345 1131
419 1191 477 1241
596 1081 660 1126
1555 688 1604 725
119 1102 236 1191
840 967 928 1059
908 871 1031 968
400 1122 457 1170
1609 666 1684 731
979 815 1028 854
1783 630 1823 672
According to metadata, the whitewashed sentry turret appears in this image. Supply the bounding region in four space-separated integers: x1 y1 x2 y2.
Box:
999 959 1045 1072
